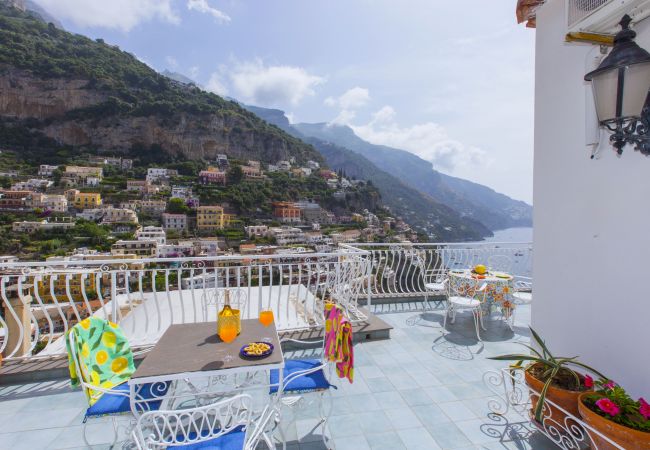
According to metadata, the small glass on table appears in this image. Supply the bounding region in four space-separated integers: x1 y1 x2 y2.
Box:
259 310 274 343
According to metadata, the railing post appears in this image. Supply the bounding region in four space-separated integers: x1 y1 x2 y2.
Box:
111 271 118 323
366 258 372 309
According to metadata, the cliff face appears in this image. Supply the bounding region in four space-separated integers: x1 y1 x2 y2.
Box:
0 4 324 165
0 69 318 163
0 69 104 119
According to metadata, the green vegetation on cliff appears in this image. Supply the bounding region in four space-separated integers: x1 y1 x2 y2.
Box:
0 3 322 165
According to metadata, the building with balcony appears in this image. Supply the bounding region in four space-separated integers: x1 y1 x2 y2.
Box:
71 192 102 209
38 164 59 176
136 226 167 245
198 168 227 185
88 156 133 170
101 207 139 224
244 225 268 239
196 205 234 231
111 239 158 257
26 193 68 212
0 189 31 210
11 178 53 191
272 201 301 223
241 162 263 179
162 213 188 232
126 179 158 194
140 199 167 216
12 218 75 233
158 242 195 258
266 226 306 246
146 167 178 183
62 166 103 186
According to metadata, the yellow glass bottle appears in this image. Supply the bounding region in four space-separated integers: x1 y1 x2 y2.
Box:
217 290 241 340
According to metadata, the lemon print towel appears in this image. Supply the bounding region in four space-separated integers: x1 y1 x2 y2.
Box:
66 317 135 405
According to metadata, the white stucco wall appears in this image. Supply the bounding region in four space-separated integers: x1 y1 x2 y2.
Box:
533 0 650 397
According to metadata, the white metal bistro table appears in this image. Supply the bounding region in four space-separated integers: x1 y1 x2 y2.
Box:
128 319 285 417
448 269 515 326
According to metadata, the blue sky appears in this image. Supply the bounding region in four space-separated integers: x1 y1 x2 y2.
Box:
33 0 535 203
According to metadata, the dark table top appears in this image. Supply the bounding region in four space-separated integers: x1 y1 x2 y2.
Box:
130 319 284 382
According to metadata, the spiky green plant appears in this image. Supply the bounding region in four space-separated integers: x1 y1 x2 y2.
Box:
489 327 606 422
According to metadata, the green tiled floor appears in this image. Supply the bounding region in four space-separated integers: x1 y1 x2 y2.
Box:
0 302 557 450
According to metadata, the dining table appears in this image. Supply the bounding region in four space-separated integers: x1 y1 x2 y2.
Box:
128 319 285 416
447 269 515 323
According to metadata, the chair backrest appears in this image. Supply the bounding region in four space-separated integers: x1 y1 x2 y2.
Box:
513 276 533 292
67 318 135 401
328 256 368 310
132 394 252 449
487 254 513 273
447 276 486 301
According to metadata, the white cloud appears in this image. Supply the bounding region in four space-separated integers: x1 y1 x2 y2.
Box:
325 87 370 110
165 56 178 69
352 106 490 173
188 66 200 79
330 109 357 125
186 0 231 23
325 87 370 124
215 60 323 107
32 0 179 32
206 73 228 96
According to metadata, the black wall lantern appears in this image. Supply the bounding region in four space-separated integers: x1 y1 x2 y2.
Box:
585 15 650 156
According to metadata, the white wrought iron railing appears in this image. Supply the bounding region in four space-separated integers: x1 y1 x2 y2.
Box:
341 242 532 299
568 0 612 29
484 368 625 449
0 250 370 361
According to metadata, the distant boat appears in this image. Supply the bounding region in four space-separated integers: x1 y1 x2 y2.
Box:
514 252 524 256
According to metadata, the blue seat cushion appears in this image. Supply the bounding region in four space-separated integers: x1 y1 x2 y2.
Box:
269 359 332 394
85 381 169 418
174 426 246 450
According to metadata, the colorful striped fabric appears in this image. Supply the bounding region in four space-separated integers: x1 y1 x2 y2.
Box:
324 303 354 383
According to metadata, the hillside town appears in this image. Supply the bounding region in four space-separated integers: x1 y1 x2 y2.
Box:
0 153 418 261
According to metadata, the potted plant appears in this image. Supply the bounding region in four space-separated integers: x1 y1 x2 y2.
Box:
579 379 650 450
490 328 605 424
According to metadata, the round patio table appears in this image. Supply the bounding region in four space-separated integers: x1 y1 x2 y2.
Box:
447 269 515 321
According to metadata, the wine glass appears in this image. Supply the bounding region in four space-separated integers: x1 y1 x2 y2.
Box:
219 323 238 344
259 310 274 327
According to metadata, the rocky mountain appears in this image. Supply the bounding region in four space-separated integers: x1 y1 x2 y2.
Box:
0 3 496 241
293 123 533 231
244 105 492 241
0 3 322 166
161 70 198 86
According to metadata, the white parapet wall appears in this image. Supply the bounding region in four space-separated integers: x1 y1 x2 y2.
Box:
533 0 650 396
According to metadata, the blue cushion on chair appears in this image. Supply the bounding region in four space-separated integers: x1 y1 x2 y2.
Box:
85 381 169 418
175 426 246 450
269 359 332 394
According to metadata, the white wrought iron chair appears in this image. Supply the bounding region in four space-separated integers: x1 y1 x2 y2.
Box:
67 324 167 448
444 278 488 341
414 255 448 309
269 305 341 449
130 393 274 450
512 276 533 306
487 254 513 274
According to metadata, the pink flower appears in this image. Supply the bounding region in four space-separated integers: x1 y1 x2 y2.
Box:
639 398 650 420
596 398 620 416
584 375 593 389
603 380 616 390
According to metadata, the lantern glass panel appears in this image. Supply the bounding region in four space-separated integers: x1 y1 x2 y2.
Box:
620 62 650 118
591 69 618 123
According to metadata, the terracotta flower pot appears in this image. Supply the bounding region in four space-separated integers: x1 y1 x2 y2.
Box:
524 364 587 426
578 393 650 450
